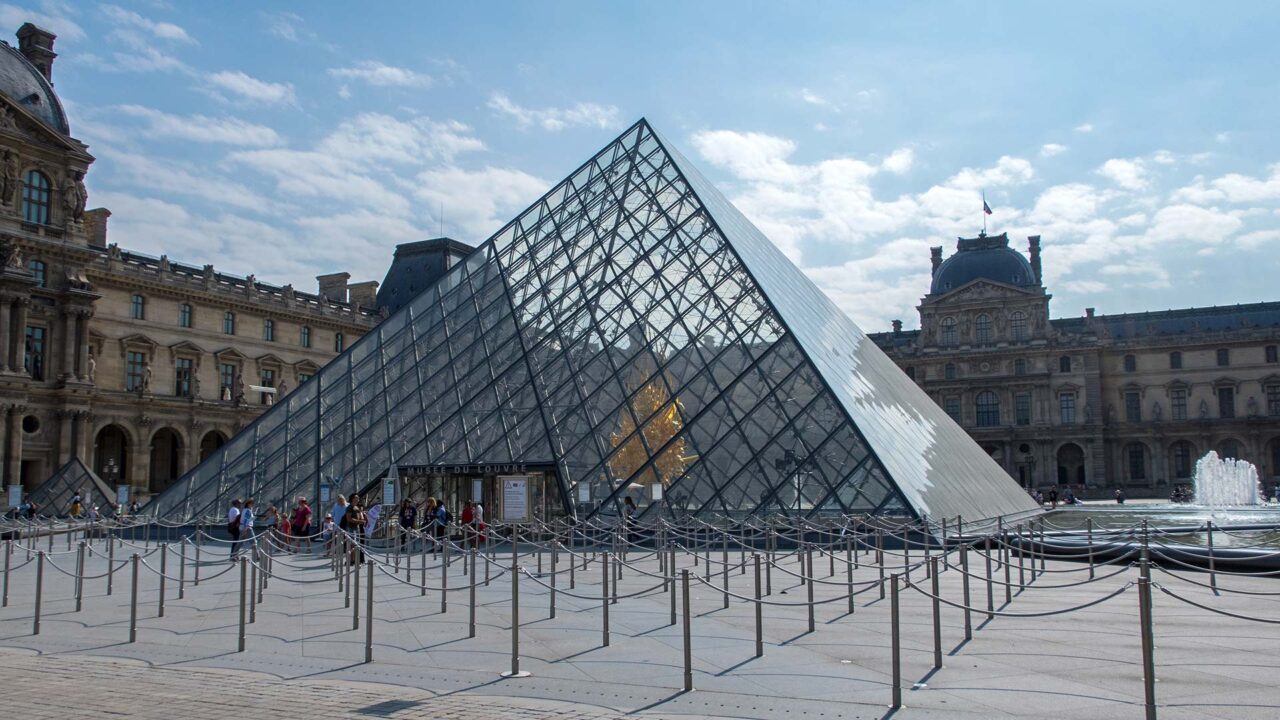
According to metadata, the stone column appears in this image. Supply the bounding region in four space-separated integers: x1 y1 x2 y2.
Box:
0 406 7 485
131 436 150 496
4 406 22 488
0 295 11 372
11 298 28 372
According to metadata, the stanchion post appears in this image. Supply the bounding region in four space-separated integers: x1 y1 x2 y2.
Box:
877 529 885 600
158 543 167 618
984 537 993 621
469 548 477 638
107 539 115 596
682 569 693 692
364 559 374 663
194 540 200 587
846 535 854 615
1138 573 1157 720
1086 517 1095 580
129 553 139 643
237 557 246 652
75 541 85 612
2 540 9 607
890 573 901 710
930 556 942 670
602 552 610 647
352 559 359 630
722 536 730 609
441 539 449 614
178 541 186 600
33 551 44 635
960 544 972 640
754 553 763 658
806 546 815 633
1206 520 1217 594
549 542 557 619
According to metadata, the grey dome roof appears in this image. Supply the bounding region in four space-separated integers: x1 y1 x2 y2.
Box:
930 232 1036 294
0 40 68 135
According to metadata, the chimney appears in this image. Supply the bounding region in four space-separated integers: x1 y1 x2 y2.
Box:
16 23 56 82
1028 235 1042 285
316 272 350 303
891 319 903 334
930 246 943 276
347 280 379 310
1085 307 1095 318
82 207 110 248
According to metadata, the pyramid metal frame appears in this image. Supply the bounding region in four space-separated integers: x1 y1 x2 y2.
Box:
150 119 1038 524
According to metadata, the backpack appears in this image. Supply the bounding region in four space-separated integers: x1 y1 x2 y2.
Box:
440 507 451 524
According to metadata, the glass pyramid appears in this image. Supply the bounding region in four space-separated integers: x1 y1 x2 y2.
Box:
28 457 118 518
150 119 1039 524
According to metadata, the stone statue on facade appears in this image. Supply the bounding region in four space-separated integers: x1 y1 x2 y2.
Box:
86 352 96 384
1083 402 1093 423
61 171 87 224
140 362 152 394
2 150 17 206
1152 401 1163 421
1247 395 1259 417
192 372 201 399
1199 399 1210 419
0 106 17 131
277 380 287 398
234 373 246 405
282 284 295 302
4 242 22 269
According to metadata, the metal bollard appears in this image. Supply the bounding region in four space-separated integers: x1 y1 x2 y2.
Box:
179 541 186 600
984 538 993 621
129 554 139 643
2 540 9 607
365 559 374 663
469 549 477 638
249 553 257 624
960 544 972 640
682 569 693 692
806 546 815 633
754 553 763 658
194 541 200 587
549 542 557 619
237 557 246 652
669 551 678 626
503 555 529 677
75 541 85 612
1206 520 1217 594
930 556 942 670
33 551 44 635
1003 531 1012 605
441 540 449 614
1086 517 1095 580
890 573 901 710
107 540 115 596
420 539 427 596
722 540 730 610
877 530 886 600
602 553 610 647
846 536 855 615
159 544 167 618
352 559 360 630
1138 574 1157 720
345 552 352 608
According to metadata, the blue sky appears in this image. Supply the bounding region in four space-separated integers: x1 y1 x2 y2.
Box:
14 1 1280 329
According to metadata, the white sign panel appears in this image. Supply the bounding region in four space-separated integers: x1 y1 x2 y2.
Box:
471 478 483 502
577 482 590 503
7 485 21 509
116 485 129 507
650 483 663 501
500 475 530 523
382 476 396 507
319 483 331 505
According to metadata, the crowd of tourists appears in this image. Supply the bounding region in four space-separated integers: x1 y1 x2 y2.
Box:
224 494 486 559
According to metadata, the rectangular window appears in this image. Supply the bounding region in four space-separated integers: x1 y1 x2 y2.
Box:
179 303 192 328
301 326 311 348
23 326 45 381
1125 390 1141 422
223 311 235 335
260 368 275 405
126 351 146 392
263 319 275 342
1059 356 1071 373
1124 354 1136 372
1059 393 1076 425
1217 348 1230 367
1268 385 1280 416
297 373 312 385
28 260 45 287
1267 345 1278 364
131 294 145 320
334 333 345 353
1128 445 1146 480
1015 393 1031 426
1173 445 1192 479
175 357 193 397
1170 352 1182 369
944 397 961 422
220 363 236 399
1171 388 1187 420
1218 387 1235 419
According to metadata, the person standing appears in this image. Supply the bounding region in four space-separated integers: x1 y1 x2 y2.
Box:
461 501 475 546
227 499 242 558
434 499 449 545
332 494 348 532
292 497 313 552
622 496 637 544
238 499 256 556
398 498 417 552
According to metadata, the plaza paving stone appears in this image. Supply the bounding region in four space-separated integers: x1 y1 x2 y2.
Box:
0 534 1278 719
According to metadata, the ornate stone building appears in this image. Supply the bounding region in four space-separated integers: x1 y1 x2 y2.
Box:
0 24 380 501
869 231 1280 497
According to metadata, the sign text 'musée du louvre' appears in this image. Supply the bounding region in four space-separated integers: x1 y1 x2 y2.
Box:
395 463 533 477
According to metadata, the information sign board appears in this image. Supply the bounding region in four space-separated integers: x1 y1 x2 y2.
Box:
500 475 530 523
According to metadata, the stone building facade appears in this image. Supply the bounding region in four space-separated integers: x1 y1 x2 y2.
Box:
0 24 380 501
870 231 1280 497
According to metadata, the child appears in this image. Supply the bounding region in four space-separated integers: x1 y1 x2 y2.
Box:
322 514 336 556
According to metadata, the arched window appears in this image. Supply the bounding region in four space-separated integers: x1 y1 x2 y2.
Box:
130 294 146 320
1124 354 1136 372
975 314 993 344
1126 443 1147 480
263 318 275 342
334 332 345 353
1009 311 1027 342
223 311 235 335
1059 356 1071 373
944 362 957 380
1169 351 1182 369
178 303 192 328
22 170 51 225
27 259 45 287
300 325 312 348
975 391 1000 427
940 316 957 345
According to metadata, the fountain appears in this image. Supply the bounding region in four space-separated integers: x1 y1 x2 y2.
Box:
1192 451 1262 508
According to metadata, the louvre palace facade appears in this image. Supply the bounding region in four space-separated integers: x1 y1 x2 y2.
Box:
869 232 1280 497
0 24 381 501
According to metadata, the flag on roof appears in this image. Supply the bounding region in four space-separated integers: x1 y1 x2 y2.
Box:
983 199 993 215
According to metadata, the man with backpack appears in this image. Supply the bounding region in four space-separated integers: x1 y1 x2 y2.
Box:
435 500 449 543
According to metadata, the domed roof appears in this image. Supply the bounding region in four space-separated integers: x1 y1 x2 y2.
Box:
930 232 1036 294
0 40 68 135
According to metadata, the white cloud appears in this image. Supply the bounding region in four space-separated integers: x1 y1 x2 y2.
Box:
1074 123 1094 133
1215 132 1231 144
316 113 484 165
487 93 621 132
414 166 547 239
1171 165 1280 205
328 61 432 88
262 11 303 42
100 4 193 43
1145 204 1242 245
880 148 914 175
115 105 282 146
205 71 296 105
0 2 84 41
799 88 834 108
1236 229 1280 250
1152 150 1176 165
1039 143 1067 157
97 148 276 213
1096 158 1147 190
